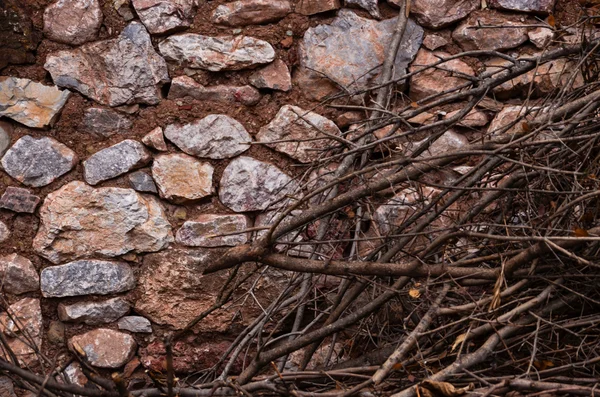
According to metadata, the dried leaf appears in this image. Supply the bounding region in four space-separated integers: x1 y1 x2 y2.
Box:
573 228 590 237
72 342 86 358
409 289 421 299
421 380 474 397
547 14 556 27
451 333 467 352
411 101 419 108
521 121 531 132
533 360 555 370
393 363 404 370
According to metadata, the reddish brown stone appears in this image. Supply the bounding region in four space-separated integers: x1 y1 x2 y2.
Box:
295 0 341 15
452 10 529 51
249 59 292 91
168 76 261 106
411 0 479 29
69 329 136 368
0 187 40 213
211 0 291 26
0 298 42 365
43 0 102 45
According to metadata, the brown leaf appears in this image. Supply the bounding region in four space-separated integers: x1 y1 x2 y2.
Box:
409 289 421 299
411 101 419 108
521 121 531 132
451 333 467 352
547 14 556 27
420 380 474 397
533 360 555 370
573 228 590 237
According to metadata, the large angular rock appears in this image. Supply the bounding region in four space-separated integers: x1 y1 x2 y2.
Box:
0 298 42 365
33 181 173 263
0 254 39 295
0 77 70 128
487 105 538 135
43 0 103 45
256 105 340 163
409 49 475 101
152 154 214 203
489 0 555 13
69 329 136 368
142 126 168 151
249 59 292 91
411 0 478 29
176 214 251 247
164 115 251 159
79 108 133 138
128 170 158 193
296 10 423 100
83 140 151 185
168 76 261 106
452 11 529 51
211 0 291 26
58 298 130 324
118 316 152 333
0 0 41 69
159 34 275 71
132 0 197 34
41 260 135 297
44 22 169 106
1 136 77 187
219 156 298 212
0 187 40 213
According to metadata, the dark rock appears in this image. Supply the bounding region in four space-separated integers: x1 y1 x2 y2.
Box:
0 0 41 69
128 171 158 193
83 139 151 185
118 316 152 333
80 108 133 138
0 187 40 213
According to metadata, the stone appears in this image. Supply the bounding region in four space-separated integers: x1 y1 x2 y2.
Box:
33 181 173 263
0 77 71 128
43 0 102 45
297 10 423 100
0 221 8 243
62 363 87 389
168 76 261 106
256 105 340 163
0 0 41 69
528 27 554 48
415 130 469 159
345 0 380 18
45 22 169 107
58 298 130 324
409 49 475 101
164 114 251 159
79 107 133 138
422 34 449 51
47 320 65 345
452 11 529 51
446 108 490 127
219 156 298 212
0 376 16 397
132 0 197 34
295 0 341 15
142 127 168 151
159 34 275 71
176 214 251 247
489 0 555 13
211 0 292 26
1 136 77 187
118 316 152 333
114 0 135 20
128 171 158 193
41 260 135 298
83 140 151 185
411 0 478 29
249 59 292 91
0 298 42 365
0 254 39 295
0 187 40 213
152 154 214 203
0 120 12 158
69 329 136 368
487 105 538 135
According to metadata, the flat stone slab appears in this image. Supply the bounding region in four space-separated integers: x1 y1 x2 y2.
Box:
152 153 214 203
58 298 130 325
79 107 133 138
411 0 478 29
41 260 135 298
452 10 529 51
132 0 197 34
83 139 151 185
69 329 136 368
118 316 152 333
168 76 261 106
0 187 40 213
489 0 555 13
176 214 251 247
211 0 291 26
0 254 39 295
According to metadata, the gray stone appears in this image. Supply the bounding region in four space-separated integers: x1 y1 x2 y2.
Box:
0 254 39 295
489 0 555 13
142 127 168 151
0 298 42 365
33 181 173 263
113 0 135 20
0 221 9 243
69 329 136 368
80 108 133 138
128 170 158 193
249 59 292 91
0 77 70 128
44 22 169 107
452 10 529 51
152 154 214 203
58 298 130 325
0 120 13 158
256 105 340 163
168 76 261 106
43 0 103 45
132 0 197 34
0 187 40 213
345 0 380 18
83 140 151 185
164 115 251 159
118 316 152 333
159 34 275 71
1 135 77 187
176 214 251 247
211 0 292 26
41 260 135 298
219 156 298 212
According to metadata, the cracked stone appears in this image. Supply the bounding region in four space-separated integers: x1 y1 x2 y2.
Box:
58 298 130 325
168 75 261 106
0 187 40 213
345 0 380 18
176 214 251 247
83 139 151 185
132 0 197 34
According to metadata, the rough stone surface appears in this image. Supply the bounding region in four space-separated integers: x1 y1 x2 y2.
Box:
41 260 135 298
1 135 77 187
488 105 538 135
446 108 490 127
176 214 251 247
415 130 469 159
211 0 291 26
168 76 261 106
159 34 275 71
0 254 39 295
0 298 42 365
152 154 214 203
164 114 251 159
47 320 65 345
79 107 133 138
83 139 151 185
219 156 298 212
422 34 449 50
345 0 380 18
118 316 152 333
132 0 196 34
0 120 11 158
374 186 441 235
297 10 423 100
295 0 340 15
0 187 40 213
409 49 475 101
69 329 136 368
0 221 9 243
489 0 555 13
0 77 70 128
249 59 292 91
142 127 168 151
58 298 130 324
43 0 102 45
256 105 340 163
45 22 169 107
528 27 554 48
453 11 529 51
0 376 16 397
33 181 173 263
0 0 41 69
128 170 158 193
412 0 478 29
